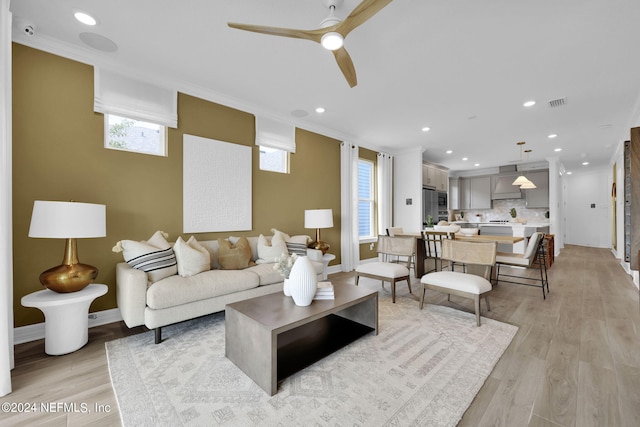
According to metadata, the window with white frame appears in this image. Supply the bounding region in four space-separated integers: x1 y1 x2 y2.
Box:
358 159 375 239
255 116 295 174
259 146 289 173
105 114 167 156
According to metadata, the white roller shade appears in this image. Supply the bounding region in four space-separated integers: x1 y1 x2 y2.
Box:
255 116 296 153
94 68 178 128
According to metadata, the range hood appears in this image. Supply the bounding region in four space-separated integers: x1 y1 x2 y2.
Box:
491 165 522 200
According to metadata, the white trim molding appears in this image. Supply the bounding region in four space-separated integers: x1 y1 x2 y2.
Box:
14 308 123 345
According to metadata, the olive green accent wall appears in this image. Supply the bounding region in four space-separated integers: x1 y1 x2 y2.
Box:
12 44 341 327
359 147 378 260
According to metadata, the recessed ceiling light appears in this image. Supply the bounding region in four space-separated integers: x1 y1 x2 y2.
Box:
446 150 453 154
474 163 480 167
548 134 558 139
315 107 325 113
523 100 536 107
566 171 573 175
462 157 468 161
421 127 430 132
74 11 97 26
554 148 562 152
582 162 589 166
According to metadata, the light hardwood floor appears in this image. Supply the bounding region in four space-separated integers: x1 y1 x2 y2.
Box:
3 244 639 426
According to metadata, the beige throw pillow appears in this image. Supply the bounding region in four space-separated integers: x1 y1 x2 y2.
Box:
218 237 255 270
174 236 211 277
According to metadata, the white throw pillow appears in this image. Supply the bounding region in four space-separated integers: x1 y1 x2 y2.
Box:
174 236 211 277
256 233 289 264
113 230 178 283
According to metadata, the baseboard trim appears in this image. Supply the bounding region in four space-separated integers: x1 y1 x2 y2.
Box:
14 308 123 345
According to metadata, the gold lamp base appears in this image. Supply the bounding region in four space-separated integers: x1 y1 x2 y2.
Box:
308 240 330 255
39 238 98 293
40 263 98 293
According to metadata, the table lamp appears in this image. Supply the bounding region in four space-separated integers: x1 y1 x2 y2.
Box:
28 200 106 293
304 209 333 254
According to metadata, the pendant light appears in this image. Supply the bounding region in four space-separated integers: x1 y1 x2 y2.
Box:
512 141 533 186
520 149 537 189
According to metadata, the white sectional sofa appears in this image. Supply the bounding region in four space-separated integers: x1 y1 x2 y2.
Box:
115 233 323 343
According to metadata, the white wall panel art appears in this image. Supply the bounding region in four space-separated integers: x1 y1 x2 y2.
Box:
183 134 252 233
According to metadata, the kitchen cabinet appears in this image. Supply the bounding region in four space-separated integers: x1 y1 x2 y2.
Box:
459 176 491 210
525 170 549 208
449 177 460 209
422 164 448 191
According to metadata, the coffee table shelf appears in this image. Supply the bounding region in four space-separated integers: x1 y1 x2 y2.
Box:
225 284 378 395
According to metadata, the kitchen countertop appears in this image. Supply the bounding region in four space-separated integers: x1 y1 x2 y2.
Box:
452 221 550 228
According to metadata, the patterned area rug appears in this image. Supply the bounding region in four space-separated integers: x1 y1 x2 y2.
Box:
106 290 517 426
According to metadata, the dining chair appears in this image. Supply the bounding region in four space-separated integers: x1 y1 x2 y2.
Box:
355 235 415 303
495 232 550 299
420 239 497 326
422 230 455 273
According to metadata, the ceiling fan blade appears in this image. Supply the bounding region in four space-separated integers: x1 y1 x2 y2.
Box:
338 0 393 37
333 47 358 88
228 22 324 43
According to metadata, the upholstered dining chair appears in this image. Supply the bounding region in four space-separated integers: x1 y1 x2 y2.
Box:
355 235 415 303
420 239 497 326
495 231 550 299
386 226 415 270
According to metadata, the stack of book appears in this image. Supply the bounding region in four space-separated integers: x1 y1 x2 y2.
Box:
313 281 335 300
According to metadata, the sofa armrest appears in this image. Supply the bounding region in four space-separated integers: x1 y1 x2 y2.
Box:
116 262 148 328
306 248 324 262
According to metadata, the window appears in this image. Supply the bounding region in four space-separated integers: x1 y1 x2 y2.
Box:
358 159 375 239
105 114 167 156
259 146 289 173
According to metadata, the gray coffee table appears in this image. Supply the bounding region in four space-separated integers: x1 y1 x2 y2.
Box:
225 284 378 395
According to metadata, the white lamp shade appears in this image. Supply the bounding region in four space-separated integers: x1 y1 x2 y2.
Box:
304 209 334 229
512 175 532 186
28 201 106 238
520 180 537 189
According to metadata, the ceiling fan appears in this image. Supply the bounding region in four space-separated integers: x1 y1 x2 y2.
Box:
228 0 393 88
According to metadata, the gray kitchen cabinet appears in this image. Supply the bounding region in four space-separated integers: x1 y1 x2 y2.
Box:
525 170 549 208
449 177 460 209
423 164 448 191
459 176 491 210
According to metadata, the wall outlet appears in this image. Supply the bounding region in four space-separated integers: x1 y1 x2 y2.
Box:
88 314 97 319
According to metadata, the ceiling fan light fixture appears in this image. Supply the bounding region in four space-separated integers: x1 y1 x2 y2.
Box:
321 32 344 50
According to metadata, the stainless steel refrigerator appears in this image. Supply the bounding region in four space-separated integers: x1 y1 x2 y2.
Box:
423 188 448 227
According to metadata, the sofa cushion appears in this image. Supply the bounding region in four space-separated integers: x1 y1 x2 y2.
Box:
174 236 210 277
245 263 285 286
113 230 177 283
146 269 260 309
256 233 288 264
218 237 255 270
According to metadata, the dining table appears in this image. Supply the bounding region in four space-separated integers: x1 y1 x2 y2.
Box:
410 232 524 278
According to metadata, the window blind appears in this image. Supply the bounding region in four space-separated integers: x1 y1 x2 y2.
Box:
255 116 296 153
94 68 178 128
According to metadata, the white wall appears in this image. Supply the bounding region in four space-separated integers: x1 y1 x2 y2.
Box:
393 147 422 233
564 167 611 248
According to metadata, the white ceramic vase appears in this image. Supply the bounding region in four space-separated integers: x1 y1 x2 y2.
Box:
288 256 317 306
283 277 292 296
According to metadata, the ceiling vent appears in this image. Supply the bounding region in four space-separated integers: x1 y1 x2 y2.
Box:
548 97 566 108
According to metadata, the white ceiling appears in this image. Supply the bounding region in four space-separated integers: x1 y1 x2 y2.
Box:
10 0 640 172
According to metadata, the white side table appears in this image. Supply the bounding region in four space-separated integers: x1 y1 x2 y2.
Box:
21 283 108 355
321 253 336 280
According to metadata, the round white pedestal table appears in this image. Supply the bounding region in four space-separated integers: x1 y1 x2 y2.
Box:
21 283 108 355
